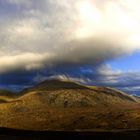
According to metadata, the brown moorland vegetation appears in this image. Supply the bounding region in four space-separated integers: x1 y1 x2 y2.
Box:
0 79 140 131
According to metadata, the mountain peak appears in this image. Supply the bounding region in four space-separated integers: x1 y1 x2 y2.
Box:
36 79 87 89
21 79 88 94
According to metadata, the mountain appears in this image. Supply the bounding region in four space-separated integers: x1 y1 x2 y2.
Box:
20 79 139 107
21 79 88 93
0 79 139 131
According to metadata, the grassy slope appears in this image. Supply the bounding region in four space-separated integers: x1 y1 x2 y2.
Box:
0 80 139 131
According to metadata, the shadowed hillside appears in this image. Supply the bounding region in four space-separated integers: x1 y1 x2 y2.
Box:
21 79 88 93
0 89 18 103
0 89 16 97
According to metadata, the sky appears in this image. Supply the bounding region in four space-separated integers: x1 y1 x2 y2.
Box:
109 52 140 71
0 0 140 95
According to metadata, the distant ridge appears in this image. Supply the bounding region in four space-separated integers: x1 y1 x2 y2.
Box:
0 89 15 96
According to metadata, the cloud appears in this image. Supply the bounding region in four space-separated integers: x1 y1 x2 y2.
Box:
0 0 140 74
0 0 140 95
33 74 87 84
7 0 30 5
0 53 52 73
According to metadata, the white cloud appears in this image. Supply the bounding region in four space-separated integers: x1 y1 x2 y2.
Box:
0 0 140 73
0 53 52 73
33 74 87 84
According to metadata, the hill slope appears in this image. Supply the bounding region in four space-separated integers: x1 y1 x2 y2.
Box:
0 89 18 103
19 79 139 108
0 80 139 131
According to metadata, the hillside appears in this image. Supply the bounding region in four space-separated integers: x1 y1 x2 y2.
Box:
0 89 18 103
0 89 16 97
19 79 139 108
0 79 139 131
21 79 88 94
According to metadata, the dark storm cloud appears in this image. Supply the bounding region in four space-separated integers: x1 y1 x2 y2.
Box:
1 63 140 96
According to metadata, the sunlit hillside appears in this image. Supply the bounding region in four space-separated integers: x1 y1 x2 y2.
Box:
0 80 139 131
